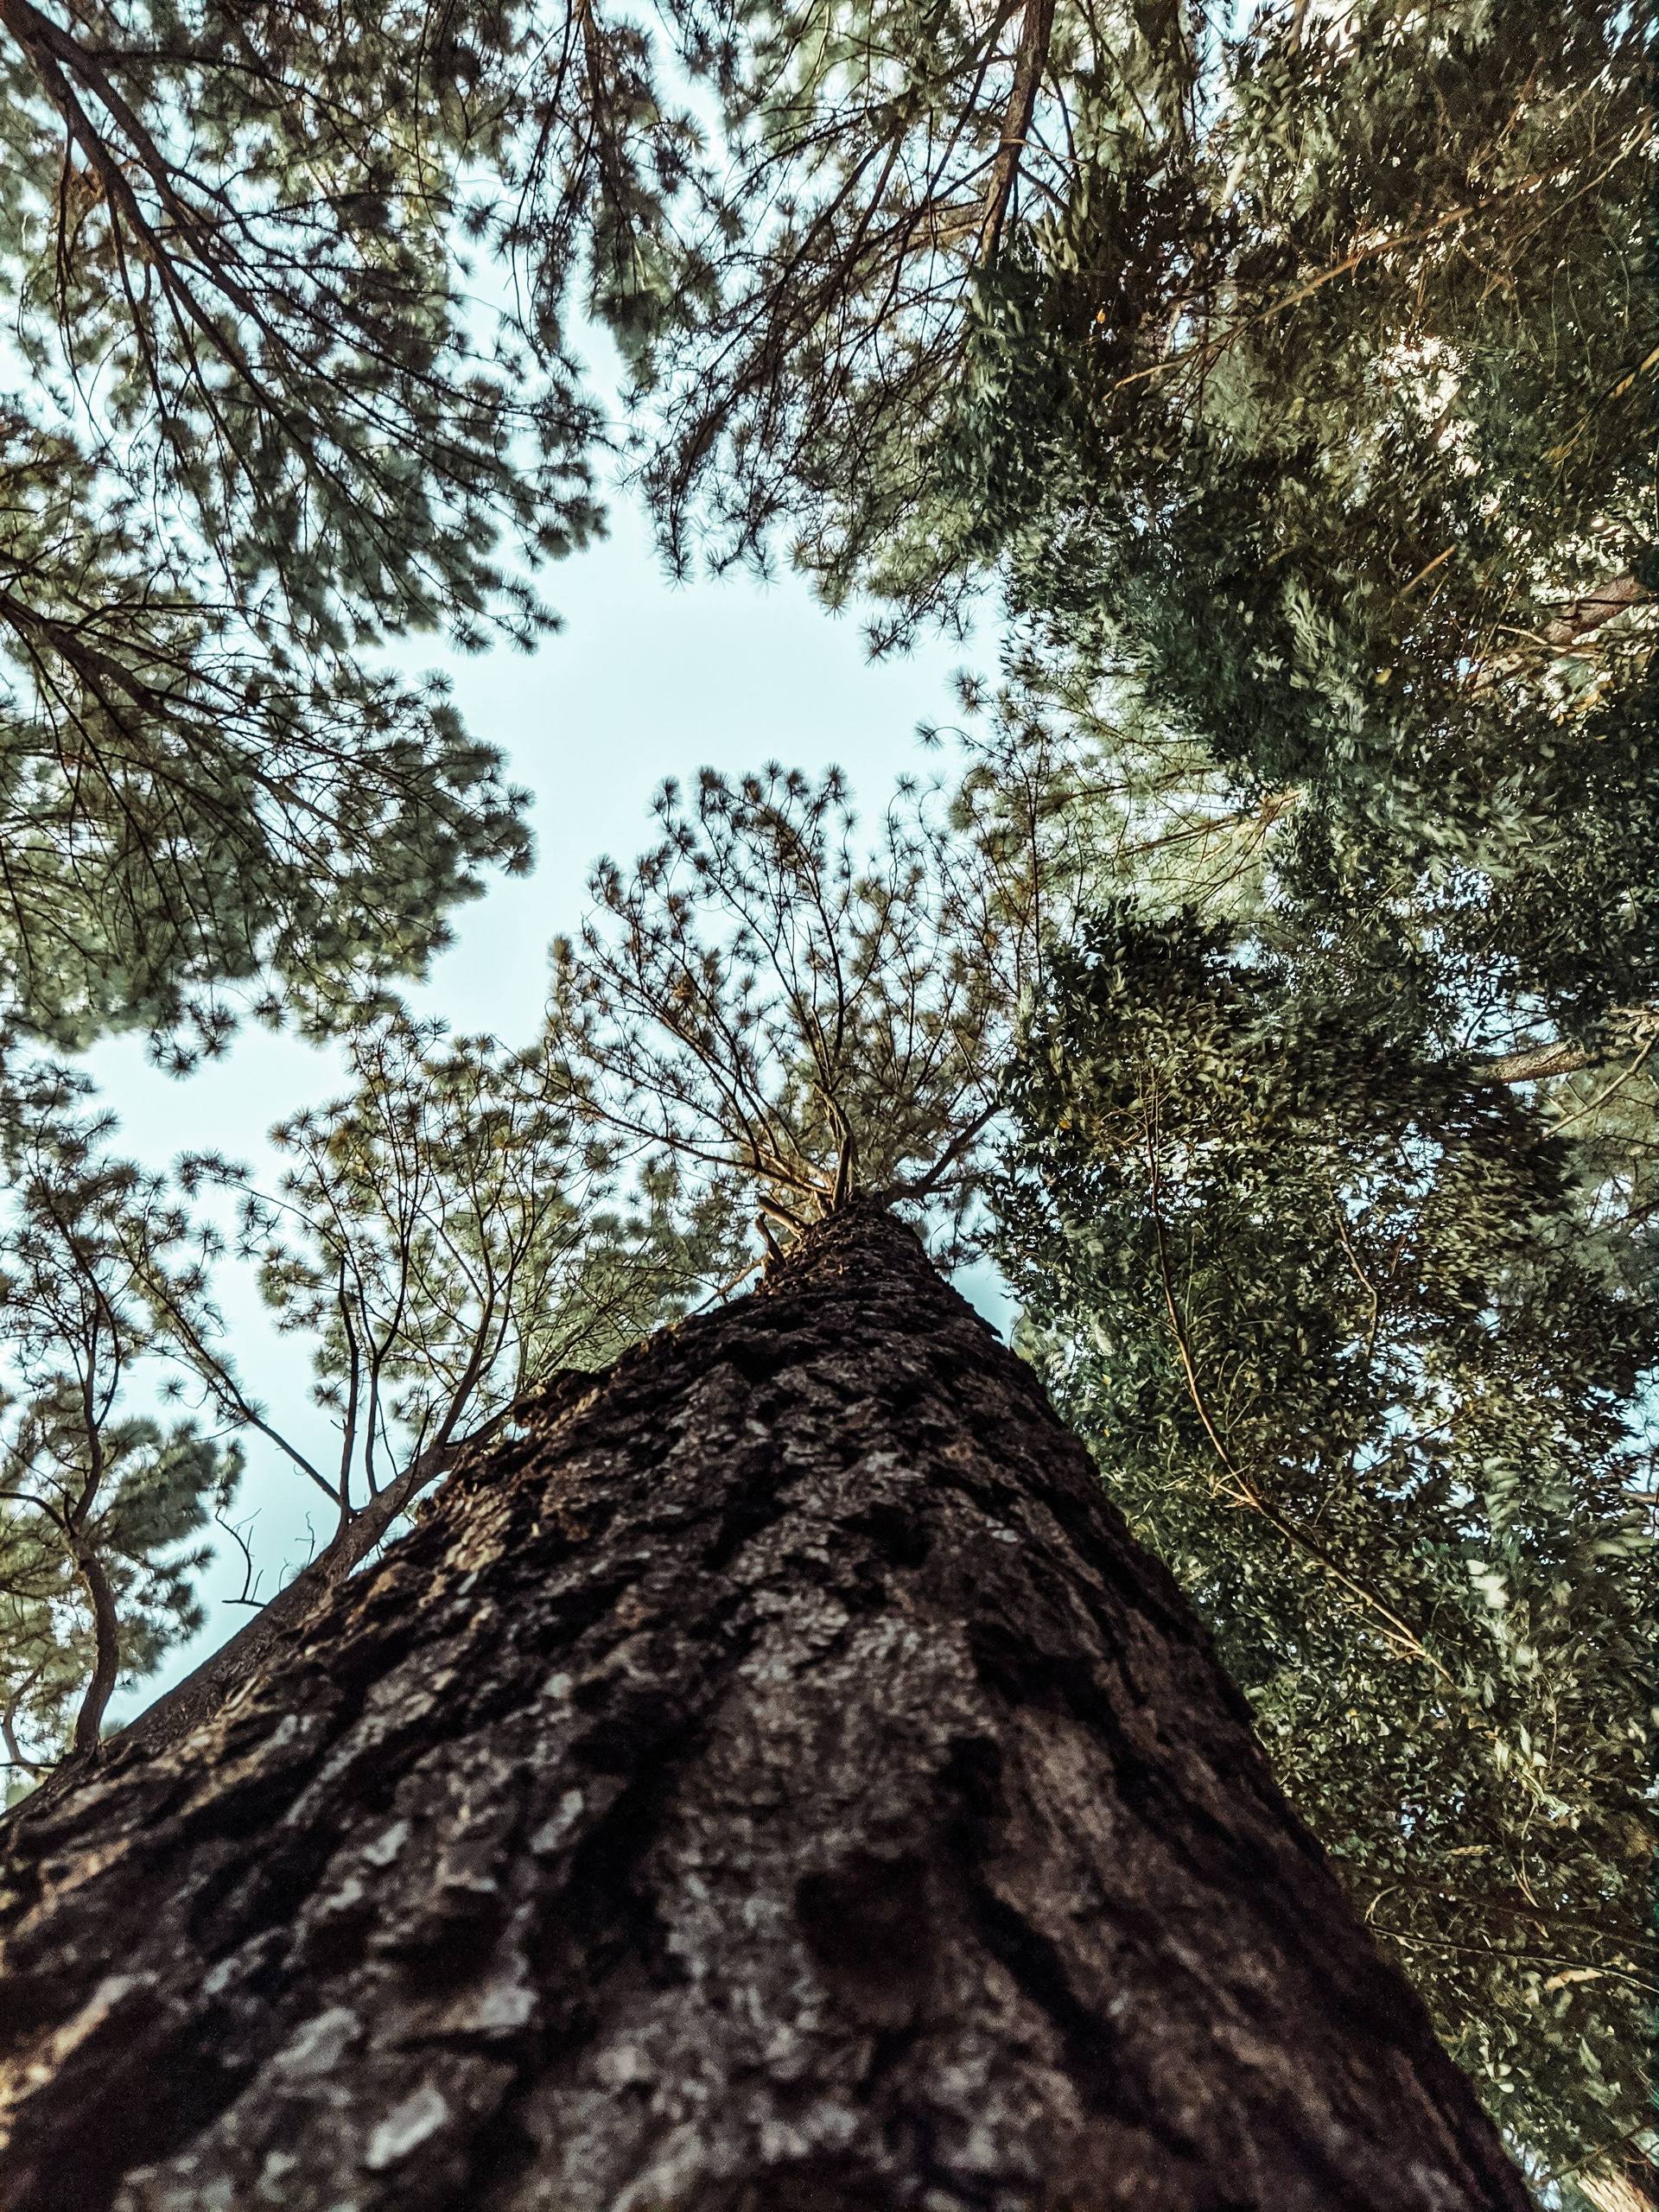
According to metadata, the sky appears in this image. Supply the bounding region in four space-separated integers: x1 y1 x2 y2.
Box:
86 487 1015 1715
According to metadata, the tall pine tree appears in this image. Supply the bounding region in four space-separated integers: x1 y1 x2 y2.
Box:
995 906 1654 2197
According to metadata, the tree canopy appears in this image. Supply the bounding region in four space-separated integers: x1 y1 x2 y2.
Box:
543 763 1048 1251
0 1067 237 1778
0 0 700 1055
995 906 1654 2196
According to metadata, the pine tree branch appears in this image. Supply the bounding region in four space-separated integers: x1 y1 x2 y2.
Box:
976 0 1055 262
1538 572 1651 646
1140 1103 1460 1690
1540 2122 1659 2209
1478 1007 1657 1085
880 1102 1000 1208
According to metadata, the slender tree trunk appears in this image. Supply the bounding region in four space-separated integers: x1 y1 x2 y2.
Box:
0 1205 1529 2212
67 1541 120 1758
976 0 1056 262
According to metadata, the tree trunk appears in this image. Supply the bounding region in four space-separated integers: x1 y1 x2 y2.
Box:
104 1415 503 1774
0 1204 1529 2212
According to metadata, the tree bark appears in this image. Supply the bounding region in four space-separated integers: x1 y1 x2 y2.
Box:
1540 571 1650 646
0 1204 1529 2212
98 1401 518 1779
99 1439 454 1771
1477 1004 1658 1085
976 0 1054 262
68 1539 121 1759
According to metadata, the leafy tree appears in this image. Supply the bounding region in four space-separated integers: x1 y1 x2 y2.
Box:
33 759 1050 1774
0 18 1643 2196
0 0 723 1058
0 760 1551 2208
0 1079 236 1779
93 1004 742 1770
543 762 1048 1255
642 8 1656 2178
996 905 1655 2197
180 1014 733 1541
0 1208 1542 2212
650 0 1650 1034
0 1394 224 1783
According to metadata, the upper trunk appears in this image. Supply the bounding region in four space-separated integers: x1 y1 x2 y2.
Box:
0 1205 1528 2212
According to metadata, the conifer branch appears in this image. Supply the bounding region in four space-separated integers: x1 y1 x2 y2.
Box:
976 0 1055 262
1140 1101 1459 1689
1478 1007 1657 1086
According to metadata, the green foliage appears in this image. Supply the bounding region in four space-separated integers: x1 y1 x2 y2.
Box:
0 0 724 1058
0 1002 747 1770
0 1399 229 1788
641 0 1112 590
0 422 533 1052
652 0 1653 1027
180 1009 742 1527
0 1077 237 1777
997 906 1654 2187
645 7 1656 2176
544 763 1042 1253
0 7 1643 2191
0 0 753 1739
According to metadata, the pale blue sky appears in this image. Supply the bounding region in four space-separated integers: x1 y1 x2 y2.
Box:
87 488 1014 1711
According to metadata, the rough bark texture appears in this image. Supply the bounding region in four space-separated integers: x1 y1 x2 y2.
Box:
108 1415 501 1776
1478 1003 1657 1086
0 1205 1530 2212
